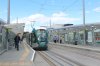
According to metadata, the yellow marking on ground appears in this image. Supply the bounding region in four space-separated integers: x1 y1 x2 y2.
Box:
0 41 33 66
20 41 30 61
0 62 32 66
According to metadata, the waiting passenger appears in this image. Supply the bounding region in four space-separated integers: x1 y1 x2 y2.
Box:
14 33 21 51
53 36 57 43
60 39 62 43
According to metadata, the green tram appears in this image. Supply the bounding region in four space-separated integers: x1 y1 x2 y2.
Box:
30 28 48 50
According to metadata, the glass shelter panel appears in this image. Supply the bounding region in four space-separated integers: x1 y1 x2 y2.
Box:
64 34 68 41
0 26 7 53
78 31 84 44
68 32 74 44
87 31 92 43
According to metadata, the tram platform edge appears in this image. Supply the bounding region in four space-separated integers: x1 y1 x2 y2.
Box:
49 42 100 53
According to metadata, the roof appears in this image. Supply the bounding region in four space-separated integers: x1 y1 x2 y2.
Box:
0 18 6 25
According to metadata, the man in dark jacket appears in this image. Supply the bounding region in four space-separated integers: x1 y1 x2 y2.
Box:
14 33 20 51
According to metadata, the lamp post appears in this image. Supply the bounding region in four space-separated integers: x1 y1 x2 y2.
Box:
82 0 86 45
7 0 10 24
6 0 10 51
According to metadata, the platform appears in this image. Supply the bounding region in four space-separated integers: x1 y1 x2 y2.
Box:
0 39 35 66
50 42 100 53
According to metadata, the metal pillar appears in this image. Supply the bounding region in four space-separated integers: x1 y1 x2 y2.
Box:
7 0 10 24
6 0 10 51
82 0 86 45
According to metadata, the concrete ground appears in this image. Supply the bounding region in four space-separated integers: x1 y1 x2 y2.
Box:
0 40 35 66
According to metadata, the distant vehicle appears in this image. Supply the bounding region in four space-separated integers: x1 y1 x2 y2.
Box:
30 27 48 50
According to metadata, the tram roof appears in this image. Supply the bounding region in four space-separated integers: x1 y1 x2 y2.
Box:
36 26 47 30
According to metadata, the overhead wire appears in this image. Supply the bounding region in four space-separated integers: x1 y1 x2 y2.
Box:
30 0 81 13
63 0 81 12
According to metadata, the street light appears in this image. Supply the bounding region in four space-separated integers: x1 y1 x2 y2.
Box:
7 0 10 24
6 0 10 51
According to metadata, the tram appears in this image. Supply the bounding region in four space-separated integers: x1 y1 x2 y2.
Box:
30 27 48 50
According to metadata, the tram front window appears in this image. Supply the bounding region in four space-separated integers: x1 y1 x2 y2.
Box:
37 29 46 41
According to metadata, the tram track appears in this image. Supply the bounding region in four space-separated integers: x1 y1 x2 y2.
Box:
49 44 100 61
47 51 85 66
37 51 57 66
38 51 85 66
35 44 100 66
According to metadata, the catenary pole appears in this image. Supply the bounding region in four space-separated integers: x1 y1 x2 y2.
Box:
7 0 10 51
83 0 86 45
7 0 10 24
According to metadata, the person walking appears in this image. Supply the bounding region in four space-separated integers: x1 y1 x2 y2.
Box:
14 33 20 51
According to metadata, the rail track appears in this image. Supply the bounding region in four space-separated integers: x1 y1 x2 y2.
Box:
48 44 100 61
35 44 100 66
38 51 85 66
37 51 57 66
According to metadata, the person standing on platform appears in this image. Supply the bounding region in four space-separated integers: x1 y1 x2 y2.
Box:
14 33 20 51
53 36 57 43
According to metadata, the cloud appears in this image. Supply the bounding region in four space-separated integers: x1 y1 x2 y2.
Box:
11 14 50 24
94 7 100 12
52 12 69 17
51 17 79 24
11 12 80 24
11 12 80 32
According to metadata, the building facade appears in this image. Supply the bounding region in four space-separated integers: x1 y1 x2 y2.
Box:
48 23 100 46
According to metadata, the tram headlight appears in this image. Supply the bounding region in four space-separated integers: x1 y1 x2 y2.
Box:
38 37 40 40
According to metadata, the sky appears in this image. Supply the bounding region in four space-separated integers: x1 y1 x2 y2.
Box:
0 0 100 32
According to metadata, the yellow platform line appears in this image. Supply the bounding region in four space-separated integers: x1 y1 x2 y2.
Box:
0 61 32 66
0 41 33 66
20 42 29 61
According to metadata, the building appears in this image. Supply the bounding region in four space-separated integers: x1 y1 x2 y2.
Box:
48 23 100 46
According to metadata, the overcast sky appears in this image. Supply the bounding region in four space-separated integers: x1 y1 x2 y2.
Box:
0 0 100 32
